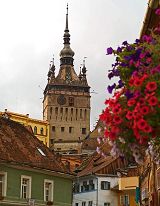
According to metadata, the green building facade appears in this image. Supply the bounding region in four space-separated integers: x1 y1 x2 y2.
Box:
0 163 73 206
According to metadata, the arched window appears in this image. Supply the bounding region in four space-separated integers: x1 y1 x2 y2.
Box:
34 126 37 134
40 128 44 135
55 107 58 115
84 109 87 120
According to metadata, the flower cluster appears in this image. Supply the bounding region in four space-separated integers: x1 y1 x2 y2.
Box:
100 9 160 164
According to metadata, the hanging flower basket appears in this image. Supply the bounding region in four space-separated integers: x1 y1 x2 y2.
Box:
99 8 160 164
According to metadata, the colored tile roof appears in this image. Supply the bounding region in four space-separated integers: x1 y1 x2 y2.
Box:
76 151 128 177
0 117 69 174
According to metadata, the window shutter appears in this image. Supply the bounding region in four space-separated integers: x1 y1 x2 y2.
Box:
120 195 124 205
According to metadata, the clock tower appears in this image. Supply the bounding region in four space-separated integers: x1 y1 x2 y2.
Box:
43 5 90 153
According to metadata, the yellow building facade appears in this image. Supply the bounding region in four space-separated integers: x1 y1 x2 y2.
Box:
118 176 139 206
0 109 49 147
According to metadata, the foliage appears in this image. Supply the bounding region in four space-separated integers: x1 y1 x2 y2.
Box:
99 9 160 164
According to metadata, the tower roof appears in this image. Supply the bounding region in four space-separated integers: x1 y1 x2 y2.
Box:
44 5 90 94
59 4 75 65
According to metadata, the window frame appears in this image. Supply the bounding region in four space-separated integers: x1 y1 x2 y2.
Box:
69 127 73 133
120 194 129 205
104 203 110 206
61 127 65 132
0 172 7 197
82 202 86 206
101 181 110 190
88 201 93 206
69 97 74 106
44 179 54 202
20 175 32 199
82 128 86 135
34 126 37 135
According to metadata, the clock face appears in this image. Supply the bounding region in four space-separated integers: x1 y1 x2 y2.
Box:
57 95 66 105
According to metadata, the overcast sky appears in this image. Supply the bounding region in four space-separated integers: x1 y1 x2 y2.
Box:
0 0 147 129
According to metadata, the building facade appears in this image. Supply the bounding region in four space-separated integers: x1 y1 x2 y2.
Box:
0 109 49 147
73 175 118 206
43 5 90 152
0 116 73 206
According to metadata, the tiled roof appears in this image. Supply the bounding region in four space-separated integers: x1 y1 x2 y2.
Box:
82 120 106 151
76 151 128 177
0 117 68 174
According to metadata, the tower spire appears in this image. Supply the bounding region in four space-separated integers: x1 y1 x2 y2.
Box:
60 4 75 66
65 3 69 31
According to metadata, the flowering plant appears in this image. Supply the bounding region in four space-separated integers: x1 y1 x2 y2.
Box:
99 9 160 164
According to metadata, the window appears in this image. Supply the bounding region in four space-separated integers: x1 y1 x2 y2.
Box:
80 109 82 119
40 128 44 135
37 147 46 156
50 107 52 114
52 126 55 132
55 107 58 115
83 181 89 191
84 109 87 120
81 185 84 192
120 195 129 206
0 172 7 197
75 203 79 206
89 180 95 190
82 128 86 134
82 202 86 206
101 181 110 190
69 97 74 106
61 127 65 132
71 108 73 115
104 203 110 206
44 179 54 202
50 139 54 144
34 126 37 135
69 127 73 133
73 183 80 193
60 108 63 114
76 109 78 120
88 201 93 206
21 176 31 199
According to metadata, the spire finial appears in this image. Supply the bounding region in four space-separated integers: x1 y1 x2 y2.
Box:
83 57 87 67
65 3 69 31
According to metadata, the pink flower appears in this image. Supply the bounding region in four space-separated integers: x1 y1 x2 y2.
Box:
148 96 158 106
155 8 160 16
112 104 122 114
146 82 157 92
137 119 147 130
126 111 133 120
113 115 122 125
134 77 143 87
143 125 152 133
127 98 136 107
140 106 149 115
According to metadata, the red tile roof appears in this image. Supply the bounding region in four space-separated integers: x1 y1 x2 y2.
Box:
76 151 127 177
0 117 69 174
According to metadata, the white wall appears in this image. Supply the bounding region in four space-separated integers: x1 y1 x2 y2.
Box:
98 176 118 206
73 176 118 206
